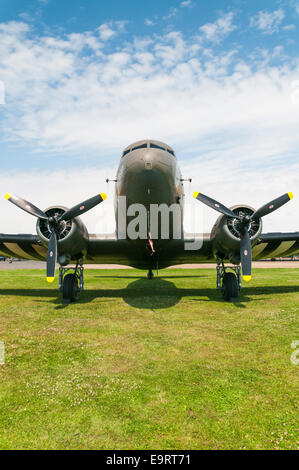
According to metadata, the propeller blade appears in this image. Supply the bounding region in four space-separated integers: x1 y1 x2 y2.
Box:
5 193 48 220
59 193 107 222
46 229 57 283
193 192 239 219
240 228 252 282
252 193 293 220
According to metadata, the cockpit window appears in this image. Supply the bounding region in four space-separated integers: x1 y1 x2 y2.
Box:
150 143 175 156
150 143 165 151
123 142 175 158
132 144 147 151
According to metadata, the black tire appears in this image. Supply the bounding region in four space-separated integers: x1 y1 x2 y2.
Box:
62 273 78 302
147 270 154 280
222 272 239 301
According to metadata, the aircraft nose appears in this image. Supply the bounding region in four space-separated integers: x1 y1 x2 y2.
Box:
143 150 173 171
124 147 174 173
123 149 175 203
144 159 153 171
126 166 172 207
120 149 176 207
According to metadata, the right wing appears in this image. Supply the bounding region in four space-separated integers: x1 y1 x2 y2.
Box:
85 236 138 266
253 232 299 259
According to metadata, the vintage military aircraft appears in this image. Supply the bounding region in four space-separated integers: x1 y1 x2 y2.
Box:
0 139 298 302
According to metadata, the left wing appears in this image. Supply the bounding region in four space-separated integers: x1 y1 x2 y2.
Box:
0 233 141 267
0 234 47 260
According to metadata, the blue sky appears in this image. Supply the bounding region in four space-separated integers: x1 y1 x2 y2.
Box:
0 0 299 233
1 0 299 169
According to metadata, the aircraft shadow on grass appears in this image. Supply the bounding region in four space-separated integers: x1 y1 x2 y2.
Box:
0 276 298 310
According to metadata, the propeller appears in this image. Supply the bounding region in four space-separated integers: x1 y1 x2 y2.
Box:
46 227 57 283
193 191 294 281
5 192 107 282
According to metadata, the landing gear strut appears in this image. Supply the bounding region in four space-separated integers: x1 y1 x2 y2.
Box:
59 259 84 303
147 268 154 280
216 260 241 301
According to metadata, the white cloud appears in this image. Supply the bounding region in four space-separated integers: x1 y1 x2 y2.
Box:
0 19 299 157
96 21 127 41
180 1 194 8
0 168 117 235
163 8 178 20
283 24 296 31
250 9 285 35
154 31 186 67
165 154 289 233
0 20 299 234
163 1 194 19
1 159 298 235
199 12 236 43
97 23 117 41
145 19 155 26
0 21 30 35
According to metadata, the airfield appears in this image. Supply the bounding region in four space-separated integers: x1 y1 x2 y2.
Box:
0 263 298 450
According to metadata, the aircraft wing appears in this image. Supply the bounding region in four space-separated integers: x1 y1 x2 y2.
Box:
85 236 139 266
0 233 136 266
166 232 299 266
154 235 215 266
1 232 298 268
0 233 215 267
85 236 215 267
252 232 299 259
0 234 47 260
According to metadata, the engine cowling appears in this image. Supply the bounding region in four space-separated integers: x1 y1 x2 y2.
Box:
211 205 263 264
36 206 89 265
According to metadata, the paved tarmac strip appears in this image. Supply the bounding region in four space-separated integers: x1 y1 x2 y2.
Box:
0 261 299 270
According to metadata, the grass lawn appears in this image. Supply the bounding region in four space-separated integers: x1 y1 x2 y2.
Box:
0 267 298 450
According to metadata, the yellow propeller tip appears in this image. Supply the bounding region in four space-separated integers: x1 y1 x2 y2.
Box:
46 277 55 283
288 192 294 200
243 275 252 282
193 191 199 199
5 193 12 200
100 193 107 201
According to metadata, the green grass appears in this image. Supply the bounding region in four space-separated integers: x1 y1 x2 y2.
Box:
0 268 298 450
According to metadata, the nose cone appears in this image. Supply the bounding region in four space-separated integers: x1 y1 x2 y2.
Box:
125 148 174 171
124 150 175 206
130 168 172 206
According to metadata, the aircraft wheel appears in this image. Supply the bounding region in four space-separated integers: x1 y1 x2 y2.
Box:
62 273 78 302
222 272 238 301
147 270 154 280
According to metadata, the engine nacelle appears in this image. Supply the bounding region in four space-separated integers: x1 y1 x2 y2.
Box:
211 205 263 264
36 206 89 265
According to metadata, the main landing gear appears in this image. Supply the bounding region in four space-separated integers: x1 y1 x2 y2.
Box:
147 268 154 280
59 260 84 303
217 261 242 301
